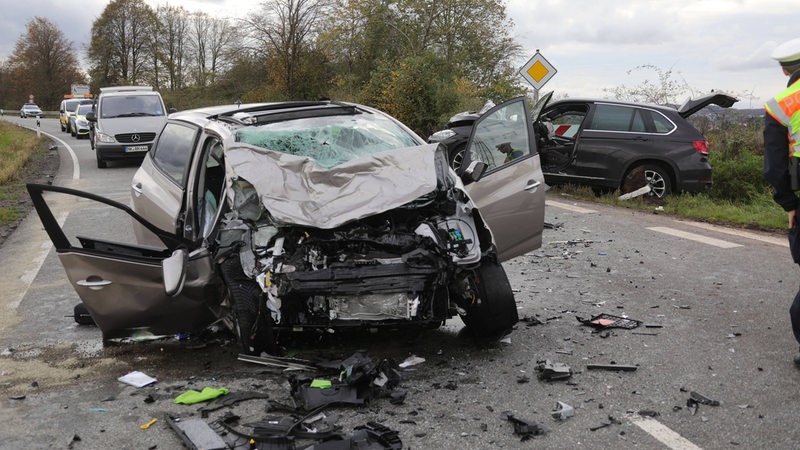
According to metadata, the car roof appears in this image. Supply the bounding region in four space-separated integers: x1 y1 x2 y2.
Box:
546 93 738 118
546 98 679 113
170 100 369 126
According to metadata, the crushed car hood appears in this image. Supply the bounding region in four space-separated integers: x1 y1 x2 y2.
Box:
224 141 439 228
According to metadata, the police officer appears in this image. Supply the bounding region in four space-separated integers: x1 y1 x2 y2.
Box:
764 37 800 366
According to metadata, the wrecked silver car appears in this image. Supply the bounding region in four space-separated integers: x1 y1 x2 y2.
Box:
28 99 545 355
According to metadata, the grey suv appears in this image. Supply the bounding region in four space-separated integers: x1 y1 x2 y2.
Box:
27 98 545 355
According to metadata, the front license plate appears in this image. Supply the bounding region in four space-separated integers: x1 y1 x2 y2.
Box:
124 145 148 153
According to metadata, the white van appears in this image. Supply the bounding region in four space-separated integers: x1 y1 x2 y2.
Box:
86 86 169 168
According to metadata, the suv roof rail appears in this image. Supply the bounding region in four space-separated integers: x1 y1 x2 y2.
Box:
99 86 154 93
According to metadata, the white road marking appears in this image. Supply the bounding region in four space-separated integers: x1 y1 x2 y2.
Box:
546 200 597 214
629 415 703 450
17 123 80 180
11 211 67 310
647 226 742 248
679 220 788 248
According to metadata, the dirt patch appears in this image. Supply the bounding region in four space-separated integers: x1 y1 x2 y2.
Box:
0 141 60 247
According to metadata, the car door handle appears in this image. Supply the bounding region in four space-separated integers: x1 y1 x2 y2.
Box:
132 182 143 197
77 278 112 290
524 180 542 191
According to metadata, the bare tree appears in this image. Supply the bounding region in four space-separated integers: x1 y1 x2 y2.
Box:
6 17 84 109
604 64 691 106
87 0 158 87
190 12 237 88
155 5 190 91
244 0 331 97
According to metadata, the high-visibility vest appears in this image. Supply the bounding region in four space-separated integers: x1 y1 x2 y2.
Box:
765 79 800 157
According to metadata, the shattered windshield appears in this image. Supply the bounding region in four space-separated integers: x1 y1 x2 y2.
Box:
236 112 420 168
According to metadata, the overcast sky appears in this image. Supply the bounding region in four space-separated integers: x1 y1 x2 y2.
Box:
1 0 797 109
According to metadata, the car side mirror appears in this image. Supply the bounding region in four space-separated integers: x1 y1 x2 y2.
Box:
162 248 187 297
460 160 487 185
85 111 96 122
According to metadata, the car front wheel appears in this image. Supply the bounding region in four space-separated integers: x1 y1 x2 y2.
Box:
621 163 672 198
458 258 518 338
219 256 277 355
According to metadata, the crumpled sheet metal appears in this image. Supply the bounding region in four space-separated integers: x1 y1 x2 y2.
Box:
224 140 439 229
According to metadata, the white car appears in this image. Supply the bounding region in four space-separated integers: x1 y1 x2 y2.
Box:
20 103 43 118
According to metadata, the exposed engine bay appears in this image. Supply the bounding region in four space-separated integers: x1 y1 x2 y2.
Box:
216 163 492 331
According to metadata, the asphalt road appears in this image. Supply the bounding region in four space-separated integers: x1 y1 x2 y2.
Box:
1 117 800 449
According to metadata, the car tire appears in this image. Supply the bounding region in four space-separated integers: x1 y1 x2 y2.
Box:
448 144 467 173
621 163 672 199
459 257 518 337
73 303 95 326
219 256 277 356
70 123 76 137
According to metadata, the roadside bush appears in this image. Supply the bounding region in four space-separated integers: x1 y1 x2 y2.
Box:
706 121 770 203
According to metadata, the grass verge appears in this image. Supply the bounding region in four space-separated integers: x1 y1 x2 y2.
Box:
551 184 788 232
0 121 51 229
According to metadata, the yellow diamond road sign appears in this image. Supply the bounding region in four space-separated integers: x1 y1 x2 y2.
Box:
519 51 557 89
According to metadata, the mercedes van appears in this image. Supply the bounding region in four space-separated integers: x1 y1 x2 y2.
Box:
86 86 168 168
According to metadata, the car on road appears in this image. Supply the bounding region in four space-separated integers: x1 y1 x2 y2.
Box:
27 98 545 355
429 92 738 198
19 103 43 118
86 85 168 168
69 103 93 138
60 98 93 132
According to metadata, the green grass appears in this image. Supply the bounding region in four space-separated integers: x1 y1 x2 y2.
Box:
0 121 47 228
551 184 789 231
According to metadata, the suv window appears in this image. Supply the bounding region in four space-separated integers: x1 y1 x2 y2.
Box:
152 122 198 187
650 110 676 133
588 104 643 132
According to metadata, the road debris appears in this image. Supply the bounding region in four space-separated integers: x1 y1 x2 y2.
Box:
690 391 721 406
552 401 575 420
586 363 638 372
118 370 157 388
139 418 158 430
398 355 426 368
502 411 549 440
536 360 573 381
590 415 622 431
618 185 652 200
166 416 227 450
577 313 641 330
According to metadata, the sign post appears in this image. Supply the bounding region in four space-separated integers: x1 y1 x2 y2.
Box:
519 50 557 104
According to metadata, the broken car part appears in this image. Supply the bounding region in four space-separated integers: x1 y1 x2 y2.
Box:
535 360 573 381
586 363 638 372
552 401 575 420
166 415 227 450
690 391 720 406
577 313 641 330
502 412 549 440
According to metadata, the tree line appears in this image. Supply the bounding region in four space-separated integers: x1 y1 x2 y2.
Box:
0 0 524 137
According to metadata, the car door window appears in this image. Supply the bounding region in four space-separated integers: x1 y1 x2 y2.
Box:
589 104 641 131
650 110 676 133
196 137 226 236
152 122 198 187
467 100 530 173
